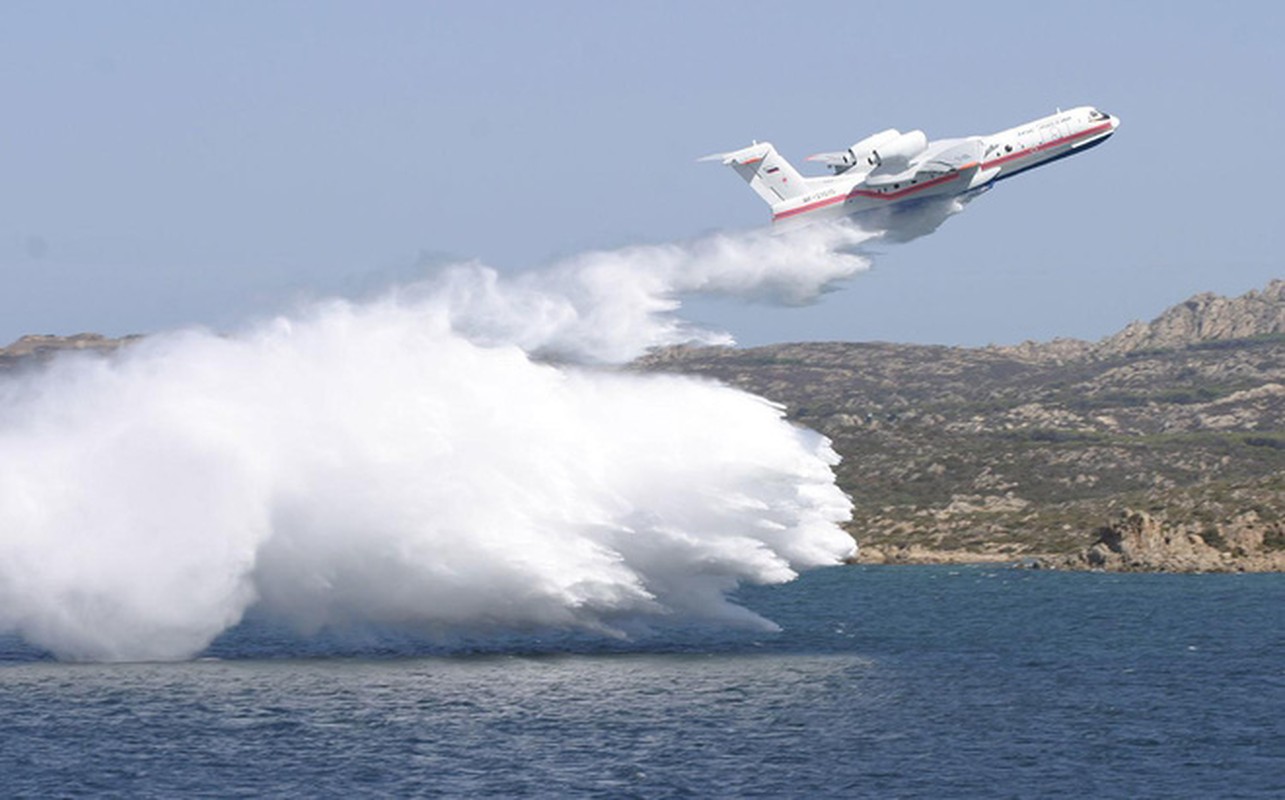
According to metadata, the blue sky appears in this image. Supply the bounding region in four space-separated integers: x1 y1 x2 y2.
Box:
1 1 1281 347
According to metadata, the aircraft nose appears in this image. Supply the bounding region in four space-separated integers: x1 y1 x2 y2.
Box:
1109 113 1121 130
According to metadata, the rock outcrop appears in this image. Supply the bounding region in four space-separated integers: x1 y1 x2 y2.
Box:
1045 509 1285 572
0 333 136 372
990 279 1285 363
1096 279 1285 357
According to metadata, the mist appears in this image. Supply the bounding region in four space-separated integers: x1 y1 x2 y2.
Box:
0 222 878 662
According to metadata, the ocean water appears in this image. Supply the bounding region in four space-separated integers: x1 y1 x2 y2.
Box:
2 565 1281 798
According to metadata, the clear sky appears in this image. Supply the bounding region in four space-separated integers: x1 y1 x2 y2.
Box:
2 0 1281 347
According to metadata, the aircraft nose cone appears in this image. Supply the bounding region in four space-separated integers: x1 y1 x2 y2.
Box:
1109 114 1121 130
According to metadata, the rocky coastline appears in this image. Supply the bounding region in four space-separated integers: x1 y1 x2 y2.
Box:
848 506 1285 573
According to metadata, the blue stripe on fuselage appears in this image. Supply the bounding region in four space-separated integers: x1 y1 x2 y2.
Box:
991 132 1114 184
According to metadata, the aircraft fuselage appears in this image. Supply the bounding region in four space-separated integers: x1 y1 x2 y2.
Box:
709 106 1119 227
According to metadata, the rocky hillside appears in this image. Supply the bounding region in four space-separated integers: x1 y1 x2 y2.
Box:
638 280 1285 571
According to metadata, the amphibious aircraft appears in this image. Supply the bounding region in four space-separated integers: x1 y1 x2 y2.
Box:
702 106 1118 226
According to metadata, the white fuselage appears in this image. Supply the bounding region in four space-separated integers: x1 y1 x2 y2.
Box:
770 106 1119 225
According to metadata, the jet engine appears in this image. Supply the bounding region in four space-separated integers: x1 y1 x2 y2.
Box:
813 128 903 173
809 128 931 174
868 130 928 168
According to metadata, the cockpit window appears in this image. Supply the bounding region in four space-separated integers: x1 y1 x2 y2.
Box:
1089 109 1110 121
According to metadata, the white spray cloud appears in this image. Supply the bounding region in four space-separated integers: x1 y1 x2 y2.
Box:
424 221 874 362
0 222 867 662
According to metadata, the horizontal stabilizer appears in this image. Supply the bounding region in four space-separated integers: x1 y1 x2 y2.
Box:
698 142 773 167
805 151 852 166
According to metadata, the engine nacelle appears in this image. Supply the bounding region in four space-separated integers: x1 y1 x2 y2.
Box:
869 130 928 169
814 128 931 174
840 128 901 171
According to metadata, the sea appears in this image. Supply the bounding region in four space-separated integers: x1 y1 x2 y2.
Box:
2 565 1281 798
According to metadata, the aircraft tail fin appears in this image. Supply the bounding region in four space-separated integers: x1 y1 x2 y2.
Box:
699 142 812 207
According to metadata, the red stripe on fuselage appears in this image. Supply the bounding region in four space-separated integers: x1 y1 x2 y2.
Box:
773 169 963 221
849 169 962 200
772 194 846 220
980 121 1113 170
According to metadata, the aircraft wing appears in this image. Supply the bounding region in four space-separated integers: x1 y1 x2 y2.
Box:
862 137 985 188
915 137 984 171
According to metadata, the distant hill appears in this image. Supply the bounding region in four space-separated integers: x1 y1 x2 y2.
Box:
990 279 1285 361
637 280 1285 571
0 332 139 371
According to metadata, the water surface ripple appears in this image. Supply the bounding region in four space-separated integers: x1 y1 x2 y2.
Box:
2 566 1281 798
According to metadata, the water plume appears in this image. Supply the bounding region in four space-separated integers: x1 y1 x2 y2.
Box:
426 221 873 362
0 222 867 662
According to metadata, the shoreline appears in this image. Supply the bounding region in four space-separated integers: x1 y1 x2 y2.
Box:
847 544 1285 573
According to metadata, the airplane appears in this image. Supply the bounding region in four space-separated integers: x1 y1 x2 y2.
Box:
702 106 1118 227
